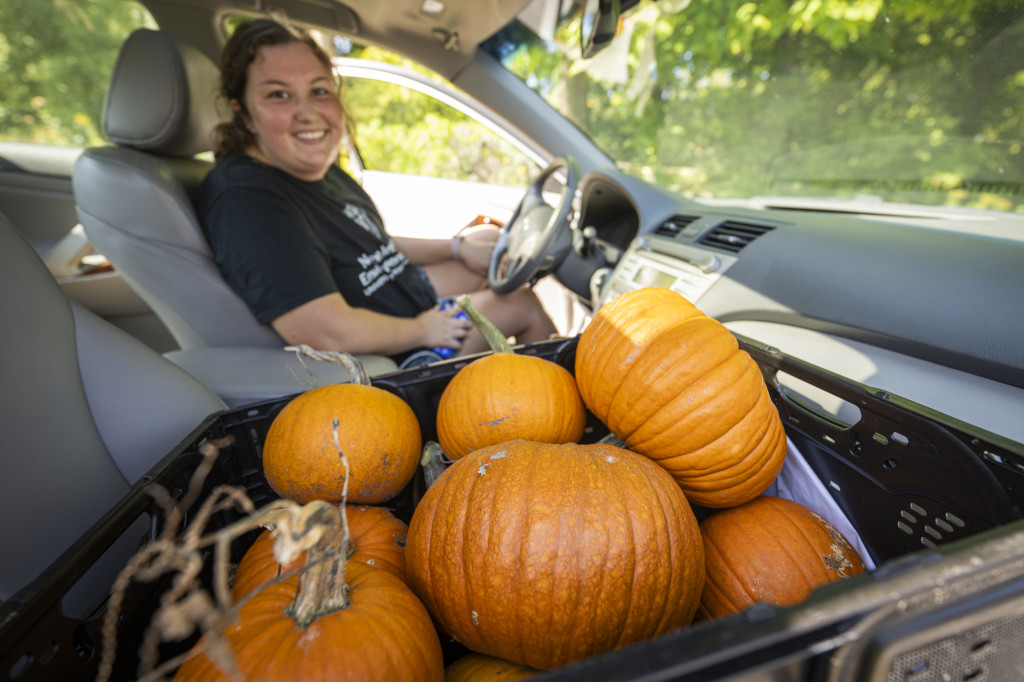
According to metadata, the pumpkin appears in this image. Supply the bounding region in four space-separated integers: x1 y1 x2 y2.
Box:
174 503 443 682
406 439 705 671
445 653 536 681
436 296 585 460
231 504 408 600
262 352 421 504
574 287 787 508
698 495 865 619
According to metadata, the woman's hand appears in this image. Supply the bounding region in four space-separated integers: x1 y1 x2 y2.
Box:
416 302 473 350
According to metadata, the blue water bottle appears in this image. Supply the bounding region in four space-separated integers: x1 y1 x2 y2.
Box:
431 297 468 359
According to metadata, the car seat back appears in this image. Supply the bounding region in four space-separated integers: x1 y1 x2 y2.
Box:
0 211 224 605
73 28 284 350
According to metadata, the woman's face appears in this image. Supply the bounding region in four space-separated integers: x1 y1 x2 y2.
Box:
235 42 343 182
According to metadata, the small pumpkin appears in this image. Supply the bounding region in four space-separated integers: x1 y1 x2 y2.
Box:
698 495 866 619
262 353 421 504
436 296 585 460
231 504 408 600
174 503 443 682
445 653 536 681
574 287 787 508
406 439 705 671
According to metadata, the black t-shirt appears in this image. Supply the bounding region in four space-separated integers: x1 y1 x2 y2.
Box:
198 156 437 328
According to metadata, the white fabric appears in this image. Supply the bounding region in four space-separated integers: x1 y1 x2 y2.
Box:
768 436 876 570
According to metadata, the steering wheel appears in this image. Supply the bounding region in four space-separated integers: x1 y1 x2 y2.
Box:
488 156 579 294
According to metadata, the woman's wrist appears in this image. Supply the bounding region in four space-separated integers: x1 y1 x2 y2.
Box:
450 234 464 262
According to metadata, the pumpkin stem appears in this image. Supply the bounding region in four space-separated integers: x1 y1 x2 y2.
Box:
285 503 351 627
457 295 514 354
286 419 354 627
283 345 372 386
420 440 452 488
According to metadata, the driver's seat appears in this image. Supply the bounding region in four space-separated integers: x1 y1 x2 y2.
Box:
72 29 395 403
73 28 275 352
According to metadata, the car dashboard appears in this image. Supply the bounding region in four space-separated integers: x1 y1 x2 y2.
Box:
562 169 1024 446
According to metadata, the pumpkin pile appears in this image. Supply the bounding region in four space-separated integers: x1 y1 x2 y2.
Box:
172 353 443 682
167 286 866 680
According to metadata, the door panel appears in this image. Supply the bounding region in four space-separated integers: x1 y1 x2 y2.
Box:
0 142 177 352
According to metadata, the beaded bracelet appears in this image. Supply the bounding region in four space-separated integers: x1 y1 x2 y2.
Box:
451 234 464 261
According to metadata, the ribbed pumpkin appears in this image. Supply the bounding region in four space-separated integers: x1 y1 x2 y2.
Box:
231 504 408 600
698 495 865 619
436 296 585 460
575 287 787 508
445 653 536 681
406 439 705 671
174 503 443 682
262 354 421 504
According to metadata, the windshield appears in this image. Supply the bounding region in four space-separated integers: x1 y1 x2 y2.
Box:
483 0 1024 214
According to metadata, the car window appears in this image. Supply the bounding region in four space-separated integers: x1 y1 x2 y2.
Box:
486 1 1024 214
0 0 157 149
343 75 536 188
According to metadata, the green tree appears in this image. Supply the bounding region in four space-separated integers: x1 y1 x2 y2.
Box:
491 0 1024 211
342 45 535 186
0 0 155 146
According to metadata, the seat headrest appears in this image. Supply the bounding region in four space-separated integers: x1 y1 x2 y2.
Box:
102 29 224 157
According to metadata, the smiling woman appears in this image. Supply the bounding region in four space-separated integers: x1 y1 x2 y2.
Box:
198 18 558 366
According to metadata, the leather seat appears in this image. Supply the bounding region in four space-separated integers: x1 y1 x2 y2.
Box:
0 211 225 609
72 29 396 405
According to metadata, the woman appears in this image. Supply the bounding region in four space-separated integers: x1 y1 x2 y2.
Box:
198 19 557 365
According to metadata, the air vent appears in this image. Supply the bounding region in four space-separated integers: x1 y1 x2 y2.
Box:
654 215 699 239
698 220 774 253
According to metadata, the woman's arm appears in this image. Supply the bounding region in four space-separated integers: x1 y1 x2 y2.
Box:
394 225 498 276
271 292 471 356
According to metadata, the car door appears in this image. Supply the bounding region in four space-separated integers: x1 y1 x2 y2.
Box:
334 58 593 334
334 58 550 239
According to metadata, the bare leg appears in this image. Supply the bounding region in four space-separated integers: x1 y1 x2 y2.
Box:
422 260 487 298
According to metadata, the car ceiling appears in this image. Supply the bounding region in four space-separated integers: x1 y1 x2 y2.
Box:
140 0 539 77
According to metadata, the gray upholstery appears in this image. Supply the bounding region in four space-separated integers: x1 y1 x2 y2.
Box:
165 347 400 407
0 212 225 604
74 28 283 351
73 29 397 401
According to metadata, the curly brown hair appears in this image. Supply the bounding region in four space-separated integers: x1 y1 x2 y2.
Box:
212 18 345 162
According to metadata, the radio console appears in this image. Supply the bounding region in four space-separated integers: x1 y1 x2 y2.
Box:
596 235 737 307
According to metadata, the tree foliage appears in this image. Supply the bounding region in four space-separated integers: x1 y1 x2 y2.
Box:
340 45 536 187
489 0 1024 211
5 0 1024 211
0 0 155 146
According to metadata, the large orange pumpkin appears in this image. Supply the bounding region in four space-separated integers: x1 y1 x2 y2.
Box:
175 502 443 682
175 563 442 681
698 495 865 619
262 354 421 504
406 439 705 671
231 504 408 600
575 287 787 508
436 296 585 460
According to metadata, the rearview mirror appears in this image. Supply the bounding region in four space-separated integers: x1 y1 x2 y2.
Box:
581 0 620 59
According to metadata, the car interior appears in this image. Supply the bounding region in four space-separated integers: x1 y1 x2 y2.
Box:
2 0 1024 679
0 209 224 611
